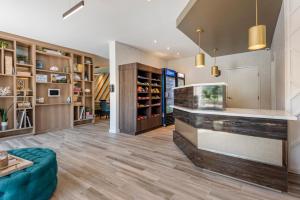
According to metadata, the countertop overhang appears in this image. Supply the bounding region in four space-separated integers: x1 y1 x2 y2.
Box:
172 105 297 121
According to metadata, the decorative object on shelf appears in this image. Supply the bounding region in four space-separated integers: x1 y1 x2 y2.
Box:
0 40 9 49
4 55 13 75
66 97 71 104
0 104 13 131
77 64 83 72
43 48 62 56
36 46 43 51
36 60 44 69
17 71 31 77
51 74 67 83
17 102 31 109
73 87 81 93
248 0 266 50
0 151 8 169
36 74 48 83
49 66 59 71
74 73 81 81
84 89 91 94
0 87 12 96
211 48 221 77
195 28 205 68
36 97 45 104
17 55 29 64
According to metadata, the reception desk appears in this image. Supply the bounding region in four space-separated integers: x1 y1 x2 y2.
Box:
172 84 297 191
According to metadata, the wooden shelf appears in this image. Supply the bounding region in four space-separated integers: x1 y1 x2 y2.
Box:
36 69 71 75
36 103 71 107
16 107 33 110
16 75 33 78
0 96 14 98
137 76 150 80
2 48 15 52
0 74 14 77
36 82 71 85
36 50 71 59
16 63 33 68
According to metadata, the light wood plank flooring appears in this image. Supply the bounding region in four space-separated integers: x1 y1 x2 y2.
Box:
0 121 299 200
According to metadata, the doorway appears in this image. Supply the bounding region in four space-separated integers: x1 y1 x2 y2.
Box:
225 67 260 109
94 67 110 123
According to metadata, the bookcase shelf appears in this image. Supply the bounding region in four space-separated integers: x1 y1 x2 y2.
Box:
119 63 162 135
0 32 96 137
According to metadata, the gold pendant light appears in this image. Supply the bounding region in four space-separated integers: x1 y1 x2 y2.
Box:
211 48 221 77
248 0 266 50
195 28 205 68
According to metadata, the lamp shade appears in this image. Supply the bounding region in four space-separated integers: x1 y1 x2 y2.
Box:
248 25 266 50
211 66 221 77
195 53 205 68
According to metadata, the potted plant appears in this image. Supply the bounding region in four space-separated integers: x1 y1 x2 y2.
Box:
0 104 13 131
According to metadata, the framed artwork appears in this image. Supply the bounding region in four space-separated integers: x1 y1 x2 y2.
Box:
36 74 48 83
16 78 29 91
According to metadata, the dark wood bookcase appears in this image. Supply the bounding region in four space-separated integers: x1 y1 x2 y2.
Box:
119 63 162 135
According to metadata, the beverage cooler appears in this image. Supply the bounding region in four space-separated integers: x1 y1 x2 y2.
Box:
161 68 185 126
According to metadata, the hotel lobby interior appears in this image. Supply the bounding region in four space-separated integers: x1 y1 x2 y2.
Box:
0 0 300 199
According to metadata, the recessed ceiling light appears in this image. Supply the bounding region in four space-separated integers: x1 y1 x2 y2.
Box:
147 0 151 2
153 40 157 44
166 47 170 50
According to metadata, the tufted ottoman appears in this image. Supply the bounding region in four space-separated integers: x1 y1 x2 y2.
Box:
0 148 58 200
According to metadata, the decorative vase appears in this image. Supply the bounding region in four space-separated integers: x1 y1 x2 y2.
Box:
1 122 8 131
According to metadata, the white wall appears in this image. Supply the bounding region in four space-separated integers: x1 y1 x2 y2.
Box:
271 5 286 110
284 0 300 174
167 50 272 109
109 41 167 133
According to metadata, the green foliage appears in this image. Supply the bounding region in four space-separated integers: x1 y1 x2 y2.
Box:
0 104 13 122
0 40 9 48
202 86 222 102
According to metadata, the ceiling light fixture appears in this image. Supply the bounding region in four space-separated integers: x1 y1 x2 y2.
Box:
248 0 266 50
153 40 158 44
63 0 85 20
211 48 221 77
195 28 205 68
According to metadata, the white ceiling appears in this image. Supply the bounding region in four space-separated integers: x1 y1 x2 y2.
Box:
0 0 198 60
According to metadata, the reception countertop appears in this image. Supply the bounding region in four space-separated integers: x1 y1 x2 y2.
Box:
172 105 297 121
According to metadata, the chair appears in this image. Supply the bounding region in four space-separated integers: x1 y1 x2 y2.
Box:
100 100 110 119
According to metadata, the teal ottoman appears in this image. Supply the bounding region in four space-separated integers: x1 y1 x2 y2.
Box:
0 148 58 200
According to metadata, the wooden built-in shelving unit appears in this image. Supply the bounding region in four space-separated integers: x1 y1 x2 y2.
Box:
72 54 94 126
119 63 162 135
0 32 96 138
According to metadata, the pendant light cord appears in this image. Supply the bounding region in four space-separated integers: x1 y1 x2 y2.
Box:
213 49 217 66
198 31 201 53
256 0 258 25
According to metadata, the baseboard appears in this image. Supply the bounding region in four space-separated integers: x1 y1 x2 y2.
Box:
109 128 120 134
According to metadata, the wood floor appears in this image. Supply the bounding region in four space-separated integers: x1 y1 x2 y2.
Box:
0 121 299 200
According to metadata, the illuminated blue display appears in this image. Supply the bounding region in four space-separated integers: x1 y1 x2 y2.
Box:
166 69 176 77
